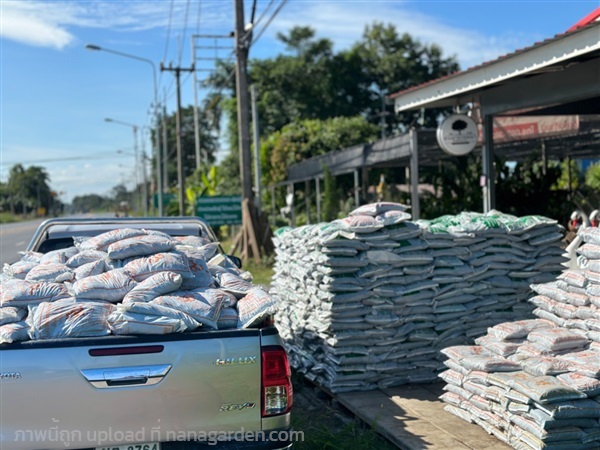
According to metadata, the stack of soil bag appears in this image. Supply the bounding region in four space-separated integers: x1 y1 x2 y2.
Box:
439 227 600 450
271 203 567 392
0 228 276 343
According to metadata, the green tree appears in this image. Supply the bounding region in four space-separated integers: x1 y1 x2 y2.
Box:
262 116 379 185
24 166 51 212
71 194 110 213
158 104 219 191
322 165 338 222
348 23 459 133
7 164 26 214
553 159 583 191
259 116 377 219
419 156 483 219
184 165 222 215
6 164 53 215
216 153 241 196
250 27 365 136
585 162 600 191
204 23 459 207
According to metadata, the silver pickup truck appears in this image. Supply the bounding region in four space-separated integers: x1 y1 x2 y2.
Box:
1 217 293 450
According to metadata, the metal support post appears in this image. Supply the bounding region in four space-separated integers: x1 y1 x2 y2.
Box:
482 115 496 212
409 129 420 220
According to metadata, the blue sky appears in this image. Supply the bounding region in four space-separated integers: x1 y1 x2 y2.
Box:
1 0 598 203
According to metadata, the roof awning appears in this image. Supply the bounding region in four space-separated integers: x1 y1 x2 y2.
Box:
391 22 600 115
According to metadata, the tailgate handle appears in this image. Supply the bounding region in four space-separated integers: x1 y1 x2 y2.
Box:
81 364 172 389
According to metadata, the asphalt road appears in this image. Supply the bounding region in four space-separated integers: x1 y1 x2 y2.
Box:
0 218 48 266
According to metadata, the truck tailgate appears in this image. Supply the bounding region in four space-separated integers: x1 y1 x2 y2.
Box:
1 331 263 450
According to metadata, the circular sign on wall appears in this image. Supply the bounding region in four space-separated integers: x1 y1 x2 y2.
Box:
436 114 479 156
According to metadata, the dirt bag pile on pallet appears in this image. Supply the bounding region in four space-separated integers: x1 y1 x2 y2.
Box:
271 203 566 392
438 227 600 450
0 229 275 343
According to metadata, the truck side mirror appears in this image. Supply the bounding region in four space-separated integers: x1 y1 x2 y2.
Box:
228 255 242 269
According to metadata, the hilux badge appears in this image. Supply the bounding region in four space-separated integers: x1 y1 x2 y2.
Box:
215 356 257 366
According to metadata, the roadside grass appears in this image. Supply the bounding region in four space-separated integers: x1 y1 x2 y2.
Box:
241 256 275 287
291 372 397 450
0 213 23 224
218 232 275 286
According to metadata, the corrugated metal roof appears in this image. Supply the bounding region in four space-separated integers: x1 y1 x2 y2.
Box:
391 19 600 112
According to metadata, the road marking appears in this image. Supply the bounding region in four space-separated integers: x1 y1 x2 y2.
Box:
15 241 25 247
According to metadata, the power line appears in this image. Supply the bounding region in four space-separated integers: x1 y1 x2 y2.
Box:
195 0 202 34
160 0 175 88
250 0 287 49
252 0 275 30
240 0 274 44
250 0 257 25
2 151 136 166
178 0 192 65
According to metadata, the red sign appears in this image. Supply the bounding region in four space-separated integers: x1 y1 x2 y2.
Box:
478 116 580 143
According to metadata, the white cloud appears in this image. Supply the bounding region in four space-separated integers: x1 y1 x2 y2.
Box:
1 2 75 49
50 161 132 203
271 2 538 69
0 1 231 50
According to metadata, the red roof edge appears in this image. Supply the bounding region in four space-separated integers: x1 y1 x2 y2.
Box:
567 7 600 32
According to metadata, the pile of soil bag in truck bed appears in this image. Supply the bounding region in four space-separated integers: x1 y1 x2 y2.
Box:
0 228 276 343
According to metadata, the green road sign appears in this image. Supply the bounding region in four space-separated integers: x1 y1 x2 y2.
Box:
153 193 175 208
196 196 242 226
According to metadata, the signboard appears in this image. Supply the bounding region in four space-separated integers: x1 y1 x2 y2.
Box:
153 193 175 208
196 196 242 226
478 115 580 144
437 114 479 156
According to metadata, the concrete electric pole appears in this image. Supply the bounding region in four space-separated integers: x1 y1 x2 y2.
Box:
160 63 195 216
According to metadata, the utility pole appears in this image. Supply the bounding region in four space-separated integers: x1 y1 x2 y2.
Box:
191 36 202 171
229 0 274 263
250 84 261 210
234 0 253 203
191 33 235 170
132 125 141 214
161 63 195 216
162 93 169 192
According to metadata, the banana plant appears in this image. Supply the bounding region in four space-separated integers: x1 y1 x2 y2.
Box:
185 165 221 215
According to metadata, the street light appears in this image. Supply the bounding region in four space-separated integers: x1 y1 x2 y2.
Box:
86 43 163 216
105 118 148 217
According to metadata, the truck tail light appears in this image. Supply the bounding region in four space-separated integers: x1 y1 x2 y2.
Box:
261 346 293 417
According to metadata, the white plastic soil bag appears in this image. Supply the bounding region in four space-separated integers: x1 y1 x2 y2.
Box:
108 302 200 335
152 288 231 329
66 250 108 268
1 280 70 307
122 272 183 303
27 300 113 339
123 252 193 282
3 261 39 279
71 269 136 302
0 320 30 343
0 306 26 326
78 228 147 252
24 263 74 283
237 288 277 329
107 234 176 260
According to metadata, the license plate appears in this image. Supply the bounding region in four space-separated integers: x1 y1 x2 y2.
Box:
96 444 161 450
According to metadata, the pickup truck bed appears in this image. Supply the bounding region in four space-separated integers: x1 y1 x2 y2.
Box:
0 217 293 450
